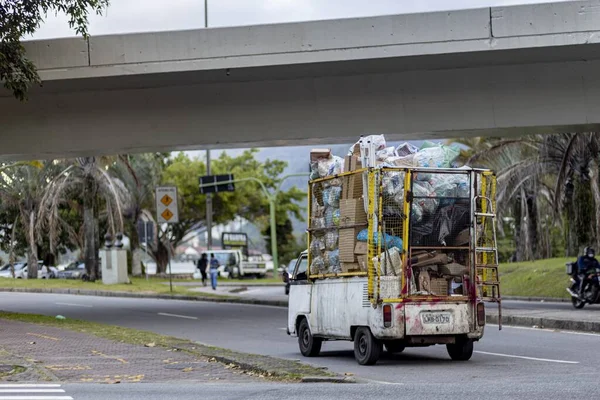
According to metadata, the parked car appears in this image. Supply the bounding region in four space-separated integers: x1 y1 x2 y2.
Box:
57 261 101 280
23 261 59 279
0 262 26 278
282 258 298 295
57 262 86 280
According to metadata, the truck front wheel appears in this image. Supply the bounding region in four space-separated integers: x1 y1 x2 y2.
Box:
446 338 474 361
354 327 382 365
298 319 322 357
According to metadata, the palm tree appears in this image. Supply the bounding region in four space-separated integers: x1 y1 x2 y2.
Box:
111 153 164 276
463 132 600 260
0 161 58 278
37 157 130 281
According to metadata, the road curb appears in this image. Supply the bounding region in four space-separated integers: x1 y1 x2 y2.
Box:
503 296 569 303
0 287 288 307
486 314 600 333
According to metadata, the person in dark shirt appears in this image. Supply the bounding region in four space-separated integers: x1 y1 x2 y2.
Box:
197 253 208 286
576 247 600 297
209 253 220 290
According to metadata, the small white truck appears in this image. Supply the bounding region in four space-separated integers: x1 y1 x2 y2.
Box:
287 165 501 365
210 249 272 279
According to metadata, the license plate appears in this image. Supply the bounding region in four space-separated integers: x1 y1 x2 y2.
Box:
421 312 451 325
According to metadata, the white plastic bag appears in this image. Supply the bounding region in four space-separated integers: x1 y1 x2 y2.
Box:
193 270 201 280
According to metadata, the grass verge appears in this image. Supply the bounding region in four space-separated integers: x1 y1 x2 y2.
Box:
0 277 228 298
499 258 571 299
0 312 335 381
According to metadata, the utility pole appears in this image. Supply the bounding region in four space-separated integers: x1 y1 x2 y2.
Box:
204 0 212 251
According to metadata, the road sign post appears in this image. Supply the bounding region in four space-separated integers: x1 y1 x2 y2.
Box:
156 186 179 292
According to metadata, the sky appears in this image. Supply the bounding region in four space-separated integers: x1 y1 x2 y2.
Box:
31 0 572 40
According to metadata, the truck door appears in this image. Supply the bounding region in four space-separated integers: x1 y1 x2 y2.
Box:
288 255 311 335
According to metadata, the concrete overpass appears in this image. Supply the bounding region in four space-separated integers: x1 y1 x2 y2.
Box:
3 0 600 160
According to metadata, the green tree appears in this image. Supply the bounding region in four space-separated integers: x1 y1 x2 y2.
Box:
110 153 166 276
1 0 109 101
38 157 130 281
463 132 600 260
0 161 62 278
152 150 305 273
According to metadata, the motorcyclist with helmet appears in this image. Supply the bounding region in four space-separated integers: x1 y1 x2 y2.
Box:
576 246 600 298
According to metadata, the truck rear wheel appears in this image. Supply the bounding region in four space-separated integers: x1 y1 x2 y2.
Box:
354 327 382 365
446 338 473 361
298 319 321 357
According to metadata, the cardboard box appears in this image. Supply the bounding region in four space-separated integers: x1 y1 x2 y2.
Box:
340 198 367 227
339 227 361 263
358 255 368 271
310 148 331 163
343 155 361 172
341 262 361 273
354 241 368 255
342 171 364 200
430 278 450 296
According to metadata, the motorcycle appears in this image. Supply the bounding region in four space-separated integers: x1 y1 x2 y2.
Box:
566 261 600 309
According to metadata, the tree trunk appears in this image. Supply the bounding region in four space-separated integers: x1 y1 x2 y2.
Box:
154 239 170 274
130 218 142 276
25 210 38 279
589 158 600 251
83 176 97 281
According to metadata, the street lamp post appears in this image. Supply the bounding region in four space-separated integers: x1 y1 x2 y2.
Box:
199 173 308 272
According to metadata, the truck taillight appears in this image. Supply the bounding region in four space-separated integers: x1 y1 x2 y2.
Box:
383 305 392 328
477 303 485 326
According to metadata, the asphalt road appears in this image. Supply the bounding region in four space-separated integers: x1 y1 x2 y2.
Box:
57 380 587 400
0 292 597 394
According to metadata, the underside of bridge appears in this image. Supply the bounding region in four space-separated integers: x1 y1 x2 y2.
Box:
2 1 600 160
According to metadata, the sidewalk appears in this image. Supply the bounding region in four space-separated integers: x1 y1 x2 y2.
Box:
0 319 260 384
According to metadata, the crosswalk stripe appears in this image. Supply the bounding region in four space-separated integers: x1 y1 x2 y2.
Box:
0 384 72 400
0 390 65 393
0 386 61 389
0 397 73 400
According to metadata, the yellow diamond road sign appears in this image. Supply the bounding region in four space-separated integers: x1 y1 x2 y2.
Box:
156 186 179 224
161 195 173 207
161 209 173 221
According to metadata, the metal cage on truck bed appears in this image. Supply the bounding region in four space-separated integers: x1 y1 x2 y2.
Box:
307 166 501 327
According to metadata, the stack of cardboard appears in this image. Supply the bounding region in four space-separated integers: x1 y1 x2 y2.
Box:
355 242 368 271
342 155 363 200
339 198 367 272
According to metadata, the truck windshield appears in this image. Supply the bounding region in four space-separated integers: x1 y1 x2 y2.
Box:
212 252 237 266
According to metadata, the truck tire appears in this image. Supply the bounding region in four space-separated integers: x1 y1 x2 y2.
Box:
354 327 382 365
384 342 405 354
446 339 474 361
298 319 322 357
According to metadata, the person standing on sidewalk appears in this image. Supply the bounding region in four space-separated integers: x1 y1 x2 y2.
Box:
209 253 220 290
197 253 208 286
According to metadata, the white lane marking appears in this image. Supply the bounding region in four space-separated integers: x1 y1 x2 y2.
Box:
55 302 92 308
0 397 73 400
492 324 600 337
0 386 61 389
366 380 404 385
278 328 287 331
475 351 579 364
157 312 198 320
0 390 65 393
